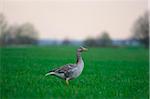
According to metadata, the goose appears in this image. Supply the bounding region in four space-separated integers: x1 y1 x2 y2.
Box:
45 46 88 85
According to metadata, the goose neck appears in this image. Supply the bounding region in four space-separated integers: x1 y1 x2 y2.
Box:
76 51 83 64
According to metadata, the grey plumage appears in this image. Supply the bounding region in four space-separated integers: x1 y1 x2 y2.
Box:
45 46 88 85
47 64 76 79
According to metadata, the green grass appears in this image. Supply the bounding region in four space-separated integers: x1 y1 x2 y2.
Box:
0 46 149 99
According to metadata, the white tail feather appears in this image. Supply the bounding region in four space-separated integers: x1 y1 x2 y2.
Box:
45 72 55 76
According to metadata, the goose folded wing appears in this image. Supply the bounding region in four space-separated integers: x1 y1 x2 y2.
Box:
52 64 76 74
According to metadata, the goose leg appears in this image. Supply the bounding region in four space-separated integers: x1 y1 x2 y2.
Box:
66 78 69 85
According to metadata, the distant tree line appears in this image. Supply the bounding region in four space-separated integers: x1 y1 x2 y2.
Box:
84 11 149 48
83 31 112 47
0 13 38 46
1 11 148 48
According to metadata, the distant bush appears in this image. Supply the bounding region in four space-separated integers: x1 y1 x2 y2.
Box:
84 31 112 47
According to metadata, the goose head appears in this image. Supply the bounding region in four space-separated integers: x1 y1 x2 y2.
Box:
77 46 88 52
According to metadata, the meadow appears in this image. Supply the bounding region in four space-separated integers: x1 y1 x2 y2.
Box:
0 46 149 99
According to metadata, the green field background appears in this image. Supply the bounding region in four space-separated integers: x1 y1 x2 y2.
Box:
0 46 149 99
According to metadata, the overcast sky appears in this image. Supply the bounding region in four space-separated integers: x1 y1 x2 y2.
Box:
0 0 148 40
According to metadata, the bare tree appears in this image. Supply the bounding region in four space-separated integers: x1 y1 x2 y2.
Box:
0 13 38 46
0 13 8 45
4 25 20 45
132 12 149 48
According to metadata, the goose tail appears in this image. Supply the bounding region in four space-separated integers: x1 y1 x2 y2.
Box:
45 71 55 76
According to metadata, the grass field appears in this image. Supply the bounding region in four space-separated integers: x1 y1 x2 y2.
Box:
0 46 149 99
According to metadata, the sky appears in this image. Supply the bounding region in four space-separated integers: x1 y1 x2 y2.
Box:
0 0 148 40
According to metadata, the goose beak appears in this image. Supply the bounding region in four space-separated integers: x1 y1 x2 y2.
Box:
83 48 88 51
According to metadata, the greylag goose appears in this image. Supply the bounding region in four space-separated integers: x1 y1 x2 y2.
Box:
45 46 88 85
